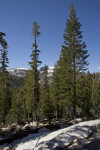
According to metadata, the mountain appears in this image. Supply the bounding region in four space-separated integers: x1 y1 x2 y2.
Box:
8 66 54 78
8 68 30 77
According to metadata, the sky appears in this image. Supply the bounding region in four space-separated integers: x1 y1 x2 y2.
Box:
0 0 100 72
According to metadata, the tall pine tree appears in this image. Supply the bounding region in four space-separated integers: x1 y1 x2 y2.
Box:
29 21 42 124
0 32 10 123
50 63 61 120
58 4 89 118
23 70 35 122
40 65 54 124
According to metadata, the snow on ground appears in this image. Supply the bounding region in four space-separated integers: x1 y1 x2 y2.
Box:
3 119 100 150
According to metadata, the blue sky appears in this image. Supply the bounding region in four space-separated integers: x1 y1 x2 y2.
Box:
0 0 100 72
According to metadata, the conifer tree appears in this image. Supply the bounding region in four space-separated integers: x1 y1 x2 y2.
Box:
40 65 54 124
7 88 24 124
76 72 85 116
50 64 61 120
58 4 89 118
0 32 10 123
0 32 8 73
83 71 92 117
91 73 100 117
29 21 42 124
0 32 7 48
76 72 92 117
23 71 35 122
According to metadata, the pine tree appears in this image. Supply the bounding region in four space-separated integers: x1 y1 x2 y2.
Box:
58 51 73 119
0 32 10 123
0 32 8 73
50 63 61 120
91 73 100 117
23 70 35 122
7 88 24 124
76 72 92 118
84 71 92 117
58 4 89 118
29 21 42 124
40 65 54 124
76 72 85 116
0 32 7 48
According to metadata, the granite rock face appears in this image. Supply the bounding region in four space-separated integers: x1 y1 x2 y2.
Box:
8 66 54 78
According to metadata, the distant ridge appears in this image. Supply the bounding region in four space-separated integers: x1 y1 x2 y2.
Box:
8 66 54 78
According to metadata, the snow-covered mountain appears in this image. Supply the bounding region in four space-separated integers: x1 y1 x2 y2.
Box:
8 66 54 78
39 66 54 78
8 68 30 77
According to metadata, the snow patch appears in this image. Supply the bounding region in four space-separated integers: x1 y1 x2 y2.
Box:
48 66 54 70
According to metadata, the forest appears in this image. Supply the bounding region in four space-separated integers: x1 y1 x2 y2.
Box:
0 4 100 127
